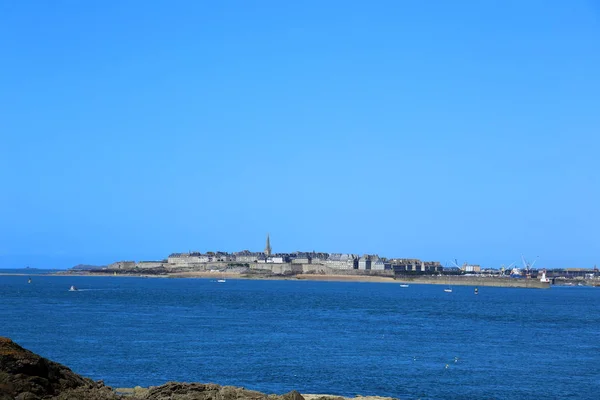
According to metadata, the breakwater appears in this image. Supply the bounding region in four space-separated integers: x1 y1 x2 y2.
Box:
395 275 551 289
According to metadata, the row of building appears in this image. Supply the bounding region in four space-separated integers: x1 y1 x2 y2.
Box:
103 235 600 276
166 251 444 272
162 235 447 272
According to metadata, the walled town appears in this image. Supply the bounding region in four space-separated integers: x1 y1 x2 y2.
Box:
99 235 600 287
106 234 449 277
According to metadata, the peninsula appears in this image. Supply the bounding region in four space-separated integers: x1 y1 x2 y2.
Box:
57 234 600 289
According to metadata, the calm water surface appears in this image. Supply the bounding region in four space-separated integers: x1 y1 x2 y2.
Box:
1 276 599 399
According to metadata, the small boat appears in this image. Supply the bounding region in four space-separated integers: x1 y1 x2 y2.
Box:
399 284 409 288
69 285 78 291
443 275 452 293
217 279 226 283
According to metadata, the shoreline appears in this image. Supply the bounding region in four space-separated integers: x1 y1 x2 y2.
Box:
49 271 401 283
24 270 559 288
5 270 597 288
115 387 395 400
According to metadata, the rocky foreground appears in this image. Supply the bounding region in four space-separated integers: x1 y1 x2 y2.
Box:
0 337 395 400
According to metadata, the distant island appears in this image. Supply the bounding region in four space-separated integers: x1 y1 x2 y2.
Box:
70 264 107 271
55 234 599 289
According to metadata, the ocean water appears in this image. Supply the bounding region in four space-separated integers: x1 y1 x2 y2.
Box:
1 276 599 400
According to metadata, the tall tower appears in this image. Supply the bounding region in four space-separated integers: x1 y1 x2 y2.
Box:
264 233 272 256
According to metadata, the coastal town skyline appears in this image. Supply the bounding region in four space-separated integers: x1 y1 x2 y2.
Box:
17 232 592 273
0 230 597 271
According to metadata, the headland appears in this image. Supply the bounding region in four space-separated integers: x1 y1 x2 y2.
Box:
44 234 599 288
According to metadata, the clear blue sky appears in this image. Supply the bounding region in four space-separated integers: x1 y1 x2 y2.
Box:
1 1 598 269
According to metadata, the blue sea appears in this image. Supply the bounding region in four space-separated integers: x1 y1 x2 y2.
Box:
1 275 599 399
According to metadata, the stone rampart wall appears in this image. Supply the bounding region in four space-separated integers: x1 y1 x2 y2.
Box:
109 259 394 277
135 262 166 269
108 261 136 270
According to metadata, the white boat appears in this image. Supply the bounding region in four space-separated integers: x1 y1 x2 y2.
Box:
69 285 78 291
217 279 226 283
399 284 409 288
444 276 452 292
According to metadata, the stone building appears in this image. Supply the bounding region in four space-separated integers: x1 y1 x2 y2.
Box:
234 250 264 263
326 254 357 270
389 258 421 272
168 253 210 264
462 264 481 273
371 256 385 270
290 252 311 264
391 259 443 273
308 252 329 265
358 255 372 270
211 252 232 262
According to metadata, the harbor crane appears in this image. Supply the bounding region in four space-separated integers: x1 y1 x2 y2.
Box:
450 259 467 271
500 262 516 275
521 255 539 275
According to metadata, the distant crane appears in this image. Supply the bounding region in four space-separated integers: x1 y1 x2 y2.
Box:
521 255 539 276
500 262 516 275
450 259 467 272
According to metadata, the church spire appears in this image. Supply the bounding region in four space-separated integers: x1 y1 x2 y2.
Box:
264 233 272 256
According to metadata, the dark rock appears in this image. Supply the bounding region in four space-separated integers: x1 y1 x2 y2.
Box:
0 337 119 399
51 385 122 399
140 382 273 400
279 391 304 400
15 392 39 400
306 397 345 400
0 337 311 400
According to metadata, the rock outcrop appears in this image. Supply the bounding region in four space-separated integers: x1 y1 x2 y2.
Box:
139 383 304 400
0 337 120 399
0 337 310 400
